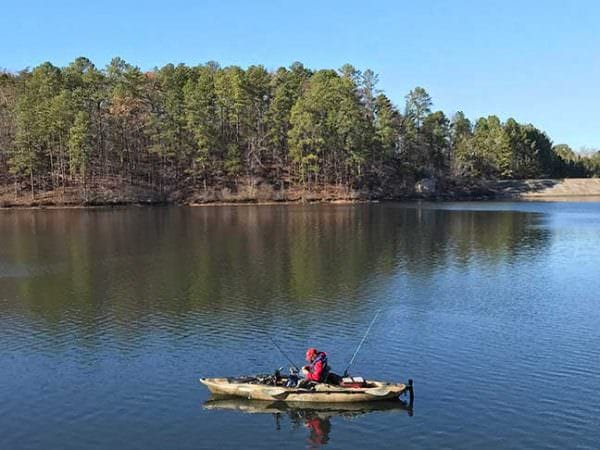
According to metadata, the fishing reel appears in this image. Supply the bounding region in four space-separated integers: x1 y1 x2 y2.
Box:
273 367 284 381
286 367 300 387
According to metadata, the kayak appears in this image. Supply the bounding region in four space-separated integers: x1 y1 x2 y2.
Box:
199 376 413 403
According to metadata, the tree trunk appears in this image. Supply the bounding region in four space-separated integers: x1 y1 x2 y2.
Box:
49 147 55 190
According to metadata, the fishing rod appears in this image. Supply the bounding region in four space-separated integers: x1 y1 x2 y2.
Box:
342 309 381 377
269 335 300 372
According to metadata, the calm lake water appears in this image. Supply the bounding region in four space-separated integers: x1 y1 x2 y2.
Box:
1 202 599 449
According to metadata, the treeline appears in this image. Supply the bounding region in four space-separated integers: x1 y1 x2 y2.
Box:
0 57 599 200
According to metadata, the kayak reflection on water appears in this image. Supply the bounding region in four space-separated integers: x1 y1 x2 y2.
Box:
203 397 414 446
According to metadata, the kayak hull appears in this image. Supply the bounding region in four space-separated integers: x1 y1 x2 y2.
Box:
200 377 412 402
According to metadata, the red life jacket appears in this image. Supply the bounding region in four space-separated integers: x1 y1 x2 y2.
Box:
305 352 330 382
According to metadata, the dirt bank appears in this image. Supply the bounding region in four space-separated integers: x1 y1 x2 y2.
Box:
490 178 600 198
1 178 599 209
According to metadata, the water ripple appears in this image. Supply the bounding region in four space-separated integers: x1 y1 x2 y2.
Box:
1 203 600 449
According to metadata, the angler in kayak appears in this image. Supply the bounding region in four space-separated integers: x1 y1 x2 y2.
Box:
294 348 342 387
200 312 414 403
302 348 330 383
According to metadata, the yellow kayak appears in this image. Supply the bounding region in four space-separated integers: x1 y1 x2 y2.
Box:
199 376 413 403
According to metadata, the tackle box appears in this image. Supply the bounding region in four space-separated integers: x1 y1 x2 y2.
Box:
340 376 366 388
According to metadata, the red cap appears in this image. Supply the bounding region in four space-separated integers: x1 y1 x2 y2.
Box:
305 348 318 361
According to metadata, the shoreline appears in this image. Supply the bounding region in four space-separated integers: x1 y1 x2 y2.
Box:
2 195 600 211
1 178 600 210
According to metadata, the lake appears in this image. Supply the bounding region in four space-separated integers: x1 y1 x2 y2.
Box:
1 202 599 449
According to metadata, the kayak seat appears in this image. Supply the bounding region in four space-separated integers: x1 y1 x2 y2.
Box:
325 372 343 385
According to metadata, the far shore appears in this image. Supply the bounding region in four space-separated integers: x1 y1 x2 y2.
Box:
1 178 600 210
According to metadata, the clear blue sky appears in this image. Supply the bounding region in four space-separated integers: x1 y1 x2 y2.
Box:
2 0 599 150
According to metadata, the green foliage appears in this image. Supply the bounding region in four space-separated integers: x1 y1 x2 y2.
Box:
183 63 220 178
224 143 243 177
404 87 432 128
0 57 595 199
450 111 473 176
147 63 192 160
373 94 400 160
11 62 65 180
471 116 512 177
68 111 91 177
265 63 310 168
288 69 370 184
422 111 451 176
399 88 451 177
0 72 19 177
551 144 598 178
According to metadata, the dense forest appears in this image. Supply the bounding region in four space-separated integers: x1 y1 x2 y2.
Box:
1 57 599 204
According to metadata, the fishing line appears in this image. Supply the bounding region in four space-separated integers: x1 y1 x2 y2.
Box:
269 335 300 371
342 309 381 376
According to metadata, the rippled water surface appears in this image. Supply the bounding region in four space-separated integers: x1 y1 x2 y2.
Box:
1 202 599 449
